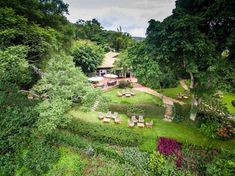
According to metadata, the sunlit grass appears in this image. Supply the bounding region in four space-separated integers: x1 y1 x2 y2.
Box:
104 88 162 105
69 108 235 153
222 92 235 115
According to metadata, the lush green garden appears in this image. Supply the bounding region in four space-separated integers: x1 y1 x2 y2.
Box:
1 0 235 175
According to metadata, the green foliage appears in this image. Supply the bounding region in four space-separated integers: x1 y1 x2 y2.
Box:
126 106 145 117
148 151 166 175
0 45 30 85
173 103 190 122
20 139 60 175
0 82 38 175
65 118 142 146
232 100 235 107
74 19 134 52
199 123 220 139
32 54 103 134
118 80 131 89
206 152 235 176
46 147 85 176
71 40 104 74
122 147 149 174
35 98 72 134
80 88 109 112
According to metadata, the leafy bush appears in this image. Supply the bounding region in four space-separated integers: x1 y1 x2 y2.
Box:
231 100 235 107
181 144 218 175
49 130 125 163
157 137 182 167
216 121 234 139
46 147 85 176
21 139 60 175
148 151 190 176
199 123 220 139
126 106 145 117
122 147 149 174
109 103 164 117
206 152 235 176
173 103 185 122
118 80 131 89
65 118 142 146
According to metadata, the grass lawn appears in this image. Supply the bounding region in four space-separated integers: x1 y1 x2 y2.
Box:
158 83 192 104
105 88 162 105
222 92 235 115
69 108 235 153
160 83 185 99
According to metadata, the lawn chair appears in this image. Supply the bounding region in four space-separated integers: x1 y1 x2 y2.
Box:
117 91 123 97
106 111 112 118
114 117 122 124
137 122 145 128
121 90 126 96
138 115 144 123
131 116 138 124
103 118 111 123
112 112 118 119
145 120 153 128
98 112 104 120
128 120 135 127
131 90 136 96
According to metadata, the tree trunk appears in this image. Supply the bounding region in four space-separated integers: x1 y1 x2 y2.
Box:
189 71 194 89
190 95 199 121
188 71 199 121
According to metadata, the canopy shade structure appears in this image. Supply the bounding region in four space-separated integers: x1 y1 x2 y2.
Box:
88 77 104 82
103 74 118 79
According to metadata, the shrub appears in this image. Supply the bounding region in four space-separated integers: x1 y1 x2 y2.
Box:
231 100 235 107
216 121 234 139
199 123 220 139
206 152 235 176
109 103 164 117
157 137 182 167
126 106 145 117
181 144 218 175
65 118 142 146
122 147 149 174
118 80 131 89
173 103 191 122
49 130 126 164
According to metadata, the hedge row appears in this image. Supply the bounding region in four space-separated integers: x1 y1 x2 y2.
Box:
109 103 164 117
64 118 143 147
49 130 126 163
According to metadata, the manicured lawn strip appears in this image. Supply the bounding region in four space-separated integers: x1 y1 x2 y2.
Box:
69 109 235 152
222 92 235 115
105 88 163 105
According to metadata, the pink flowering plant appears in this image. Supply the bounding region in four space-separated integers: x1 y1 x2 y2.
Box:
157 137 182 167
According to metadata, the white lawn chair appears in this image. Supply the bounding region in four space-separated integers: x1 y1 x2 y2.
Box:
138 115 144 123
145 120 153 128
114 117 122 124
112 112 118 119
106 111 112 118
98 112 104 120
131 116 138 123
128 120 135 127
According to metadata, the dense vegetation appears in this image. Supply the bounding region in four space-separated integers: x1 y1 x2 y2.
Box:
0 0 234 175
